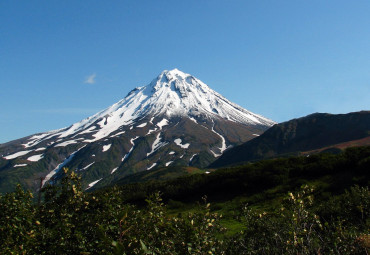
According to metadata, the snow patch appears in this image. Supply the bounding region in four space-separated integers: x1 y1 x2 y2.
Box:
147 133 168 156
169 151 175 155
35 147 46 152
157 118 168 130
42 145 86 187
54 140 78 147
189 154 197 162
210 149 220 158
4 150 33 160
209 121 227 156
22 130 61 148
189 117 198 124
86 178 102 190
14 164 28 167
111 131 126 137
136 122 147 128
146 128 158 135
102 144 112 152
165 161 173 167
111 167 118 174
122 136 140 162
147 163 157 170
27 154 44 162
174 138 190 149
77 125 97 135
81 162 95 171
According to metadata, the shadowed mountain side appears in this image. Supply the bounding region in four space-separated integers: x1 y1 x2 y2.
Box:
210 111 370 168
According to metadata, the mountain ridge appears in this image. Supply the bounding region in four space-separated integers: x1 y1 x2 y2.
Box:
210 110 370 168
0 69 274 193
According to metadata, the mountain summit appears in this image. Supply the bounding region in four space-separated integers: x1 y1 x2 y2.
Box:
34 69 273 143
119 68 273 125
0 69 275 192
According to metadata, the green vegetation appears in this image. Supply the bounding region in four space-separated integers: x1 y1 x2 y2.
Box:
211 111 370 168
111 146 370 205
1 146 369 254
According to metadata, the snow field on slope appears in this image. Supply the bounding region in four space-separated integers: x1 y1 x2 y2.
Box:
102 144 112 152
136 122 147 128
4 150 33 160
22 131 62 148
80 162 95 171
55 140 78 147
189 117 198 124
210 121 227 155
111 167 118 174
189 154 197 163
77 126 96 135
86 178 102 190
174 138 190 149
27 154 44 162
14 164 28 168
146 128 158 135
147 163 157 170
157 118 168 129
165 161 173 167
122 136 140 162
210 150 220 158
147 133 168 157
111 131 125 137
42 145 86 187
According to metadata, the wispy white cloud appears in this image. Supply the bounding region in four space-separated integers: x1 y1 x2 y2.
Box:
84 73 96 84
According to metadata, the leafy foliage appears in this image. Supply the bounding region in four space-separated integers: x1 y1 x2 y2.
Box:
0 184 37 254
110 146 370 205
226 185 369 254
1 146 369 254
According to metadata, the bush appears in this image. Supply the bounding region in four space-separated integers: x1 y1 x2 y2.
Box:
227 185 369 254
0 166 369 254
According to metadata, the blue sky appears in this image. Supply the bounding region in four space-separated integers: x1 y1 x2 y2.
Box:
1 0 369 143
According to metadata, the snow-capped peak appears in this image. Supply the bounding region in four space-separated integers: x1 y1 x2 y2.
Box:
22 69 275 145
138 68 273 125
152 69 205 92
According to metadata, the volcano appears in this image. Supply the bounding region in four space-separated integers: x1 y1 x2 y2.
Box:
0 69 275 192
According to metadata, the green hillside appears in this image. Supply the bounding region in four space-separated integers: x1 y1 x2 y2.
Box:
1 146 369 254
101 146 370 205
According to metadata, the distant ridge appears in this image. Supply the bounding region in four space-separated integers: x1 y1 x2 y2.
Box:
210 111 370 168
